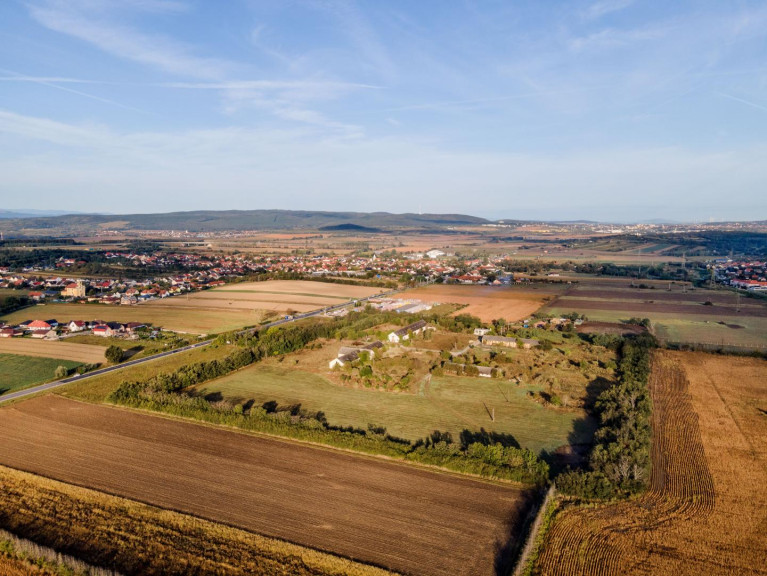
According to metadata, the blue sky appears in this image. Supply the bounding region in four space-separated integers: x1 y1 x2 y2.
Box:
1 0 766 222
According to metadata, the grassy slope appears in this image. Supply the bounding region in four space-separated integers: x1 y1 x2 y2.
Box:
196 365 589 454
0 354 80 396
61 343 237 403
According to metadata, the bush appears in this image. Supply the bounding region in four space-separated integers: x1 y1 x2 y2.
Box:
105 345 124 364
54 365 69 379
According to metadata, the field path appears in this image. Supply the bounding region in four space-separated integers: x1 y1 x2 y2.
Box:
0 395 532 576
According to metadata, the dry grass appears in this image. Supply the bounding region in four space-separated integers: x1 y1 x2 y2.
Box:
533 351 767 576
0 465 397 576
397 284 560 322
0 339 106 364
0 396 533 576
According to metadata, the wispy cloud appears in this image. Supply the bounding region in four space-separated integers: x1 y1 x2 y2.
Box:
583 0 636 21
718 92 767 113
27 1 234 80
0 68 146 113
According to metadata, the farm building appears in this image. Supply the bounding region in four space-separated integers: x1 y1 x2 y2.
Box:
329 341 383 369
481 335 540 349
481 335 517 348
388 320 431 343
474 328 491 336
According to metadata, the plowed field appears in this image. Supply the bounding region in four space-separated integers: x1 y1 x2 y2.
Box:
0 396 532 576
397 284 560 322
533 351 767 575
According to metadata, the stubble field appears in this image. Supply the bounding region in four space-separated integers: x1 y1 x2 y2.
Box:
0 395 533 576
533 351 767 575
0 339 105 364
396 284 561 322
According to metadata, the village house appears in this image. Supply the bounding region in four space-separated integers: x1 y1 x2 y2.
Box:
27 320 53 333
388 320 430 343
474 328 491 337
66 320 87 332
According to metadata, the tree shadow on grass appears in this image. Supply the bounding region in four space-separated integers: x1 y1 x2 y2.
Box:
122 346 144 360
460 428 520 449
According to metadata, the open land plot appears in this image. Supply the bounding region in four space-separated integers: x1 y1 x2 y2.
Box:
0 302 264 335
0 354 81 396
0 395 533 576
397 284 563 322
196 363 593 454
545 284 767 348
0 339 105 364
138 280 386 325
534 351 767 576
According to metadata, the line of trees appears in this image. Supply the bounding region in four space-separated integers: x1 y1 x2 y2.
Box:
557 333 656 499
109 312 550 486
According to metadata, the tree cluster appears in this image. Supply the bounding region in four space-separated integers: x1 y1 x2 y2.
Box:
557 334 656 499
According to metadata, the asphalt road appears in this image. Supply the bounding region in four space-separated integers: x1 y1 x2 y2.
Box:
0 288 401 405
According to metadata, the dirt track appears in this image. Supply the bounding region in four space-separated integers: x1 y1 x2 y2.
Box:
0 396 532 576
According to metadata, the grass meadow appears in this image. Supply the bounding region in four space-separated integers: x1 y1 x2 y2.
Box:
0 354 81 396
195 364 590 454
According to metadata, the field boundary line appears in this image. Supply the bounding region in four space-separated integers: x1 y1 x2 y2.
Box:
82 396 527 489
512 484 557 576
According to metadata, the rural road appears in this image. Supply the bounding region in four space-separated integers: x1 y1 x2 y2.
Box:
0 288 402 405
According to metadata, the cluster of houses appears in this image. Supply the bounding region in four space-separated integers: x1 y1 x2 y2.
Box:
0 319 148 339
711 260 767 292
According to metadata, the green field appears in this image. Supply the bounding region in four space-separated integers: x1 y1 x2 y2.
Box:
548 306 767 349
0 354 81 396
195 365 592 454
0 302 261 335
61 343 238 403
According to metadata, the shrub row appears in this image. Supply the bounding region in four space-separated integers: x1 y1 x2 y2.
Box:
557 333 656 499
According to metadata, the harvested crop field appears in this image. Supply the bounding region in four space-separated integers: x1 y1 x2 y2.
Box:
533 351 767 575
0 303 253 335
0 395 533 576
397 284 561 322
142 280 385 316
0 339 105 364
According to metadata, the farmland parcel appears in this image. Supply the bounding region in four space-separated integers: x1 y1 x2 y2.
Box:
0 395 533 576
533 351 767 575
396 284 559 322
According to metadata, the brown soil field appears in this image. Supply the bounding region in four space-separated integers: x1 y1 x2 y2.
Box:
575 321 645 336
0 465 396 576
533 351 767 575
0 339 106 364
397 284 561 322
0 396 533 576
551 296 767 317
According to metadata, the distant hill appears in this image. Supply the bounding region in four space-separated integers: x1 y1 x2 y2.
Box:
0 209 88 219
0 209 488 233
